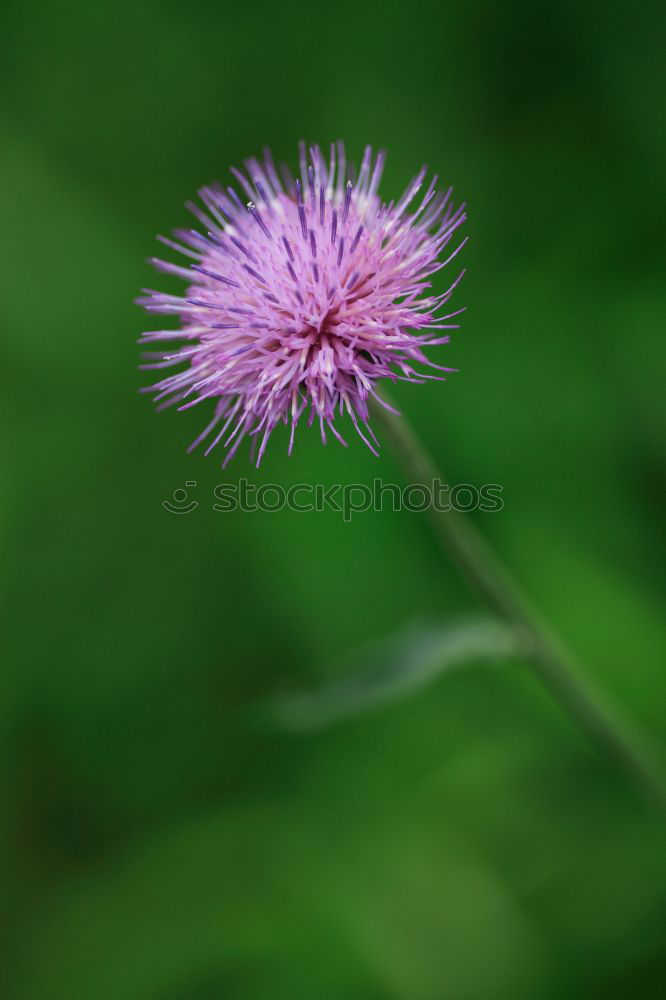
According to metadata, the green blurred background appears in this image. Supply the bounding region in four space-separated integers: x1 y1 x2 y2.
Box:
1 0 665 996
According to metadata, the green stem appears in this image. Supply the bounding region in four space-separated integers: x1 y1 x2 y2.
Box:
371 391 666 808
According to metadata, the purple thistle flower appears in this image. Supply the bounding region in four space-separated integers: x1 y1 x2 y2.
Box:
138 143 467 466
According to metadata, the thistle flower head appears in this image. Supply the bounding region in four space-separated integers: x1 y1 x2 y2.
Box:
138 142 466 464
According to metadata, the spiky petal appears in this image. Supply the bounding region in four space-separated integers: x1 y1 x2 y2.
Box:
138 142 467 465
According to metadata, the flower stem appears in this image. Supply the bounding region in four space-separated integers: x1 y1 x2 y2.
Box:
371 391 666 808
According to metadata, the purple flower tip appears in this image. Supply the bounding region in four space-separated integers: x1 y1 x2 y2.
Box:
138 142 467 465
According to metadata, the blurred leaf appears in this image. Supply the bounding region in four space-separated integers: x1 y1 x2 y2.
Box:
272 618 521 731
8 802 547 1000
8 806 364 1000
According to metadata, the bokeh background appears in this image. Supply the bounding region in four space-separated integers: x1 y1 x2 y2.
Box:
1 0 665 997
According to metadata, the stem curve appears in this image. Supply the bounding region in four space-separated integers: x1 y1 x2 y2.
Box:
371 390 666 808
